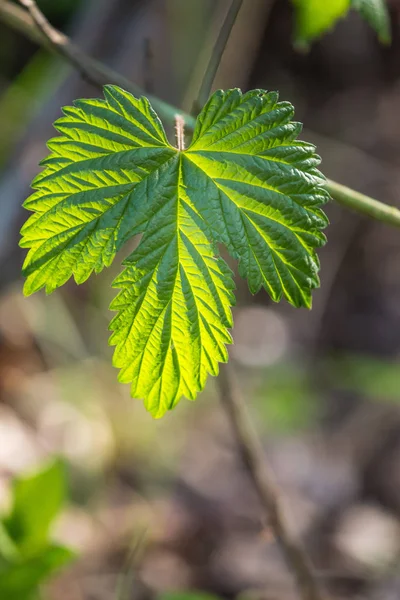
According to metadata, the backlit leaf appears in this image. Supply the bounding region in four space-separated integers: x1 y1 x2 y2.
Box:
21 86 328 417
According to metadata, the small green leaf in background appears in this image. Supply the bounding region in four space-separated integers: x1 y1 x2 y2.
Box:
0 460 74 600
0 544 74 600
292 0 391 46
20 86 328 417
292 0 350 45
351 0 391 44
3 459 66 554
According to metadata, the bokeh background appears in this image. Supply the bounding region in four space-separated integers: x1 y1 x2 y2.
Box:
0 1 399 599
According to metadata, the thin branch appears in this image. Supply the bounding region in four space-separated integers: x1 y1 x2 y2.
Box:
196 0 244 111
1 1 194 129
19 0 66 46
1 0 400 229
16 0 140 92
326 179 400 228
217 363 326 600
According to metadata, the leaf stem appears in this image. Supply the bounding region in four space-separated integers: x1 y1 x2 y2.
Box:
175 115 185 151
326 178 400 228
217 363 326 600
196 0 244 111
1 1 400 229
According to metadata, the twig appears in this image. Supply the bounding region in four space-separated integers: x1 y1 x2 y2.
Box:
1 1 400 229
195 0 244 111
326 178 400 228
217 363 326 600
2 1 191 129
17 0 138 91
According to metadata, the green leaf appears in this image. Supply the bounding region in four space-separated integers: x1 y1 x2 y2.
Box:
21 86 328 418
109 189 235 418
3 459 66 554
351 0 391 43
21 86 175 295
0 522 19 563
326 353 400 401
0 544 74 599
292 0 350 44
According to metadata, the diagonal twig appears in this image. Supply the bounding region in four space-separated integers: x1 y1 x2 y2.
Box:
17 0 139 92
6 0 187 128
217 363 326 600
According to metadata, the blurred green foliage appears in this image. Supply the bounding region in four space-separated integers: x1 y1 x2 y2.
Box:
0 51 66 166
326 354 400 402
292 0 350 46
252 363 318 434
352 0 391 44
0 460 74 600
292 0 391 46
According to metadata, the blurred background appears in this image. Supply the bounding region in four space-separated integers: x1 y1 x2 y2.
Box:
0 1 399 599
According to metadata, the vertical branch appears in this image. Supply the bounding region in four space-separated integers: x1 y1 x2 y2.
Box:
196 0 243 110
175 115 186 151
217 363 326 600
